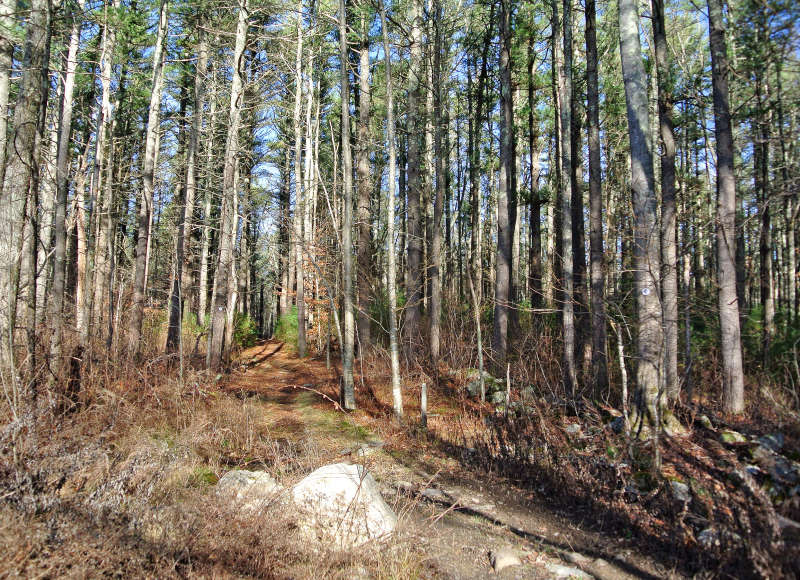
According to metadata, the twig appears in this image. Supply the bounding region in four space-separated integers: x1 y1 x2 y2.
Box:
287 383 344 412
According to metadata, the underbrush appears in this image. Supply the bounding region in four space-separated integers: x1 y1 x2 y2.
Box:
0 345 419 579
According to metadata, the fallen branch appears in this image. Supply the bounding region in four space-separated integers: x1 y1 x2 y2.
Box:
287 383 344 412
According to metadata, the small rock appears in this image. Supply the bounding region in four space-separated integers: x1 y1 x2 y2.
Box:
216 469 282 511
490 547 522 572
669 480 691 503
490 390 508 405
563 551 590 565
745 464 762 476
546 562 593 579
720 430 747 444
565 423 582 435
697 527 720 548
609 416 626 434
757 433 784 452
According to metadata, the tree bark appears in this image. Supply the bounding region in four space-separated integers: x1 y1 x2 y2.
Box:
356 13 372 348
380 1 403 417
586 0 608 395
340 0 356 409
707 0 745 413
619 0 663 432
553 0 577 393
493 0 515 373
403 0 423 353
167 28 208 352
0 0 51 401
208 0 248 369
128 0 168 356
49 0 83 382
652 0 678 401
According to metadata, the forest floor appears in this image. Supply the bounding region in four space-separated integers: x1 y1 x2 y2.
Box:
217 340 685 579
1 339 797 578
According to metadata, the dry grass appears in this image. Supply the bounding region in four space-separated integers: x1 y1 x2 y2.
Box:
0 339 423 579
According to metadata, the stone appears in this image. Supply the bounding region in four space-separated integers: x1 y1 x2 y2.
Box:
609 416 626 434
464 369 504 398
490 390 508 405
216 469 282 511
669 480 691 503
757 433 784 452
698 415 714 430
697 527 720 548
546 562 593 579
490 547 522 572
720 430 747 444
563 552 590 565
565 423 582 436
291 463 397 548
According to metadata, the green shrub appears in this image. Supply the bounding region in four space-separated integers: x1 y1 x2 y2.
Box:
273 306 298 347
234 312 258 348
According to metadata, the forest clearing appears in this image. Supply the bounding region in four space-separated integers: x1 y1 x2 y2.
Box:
0 0 798 577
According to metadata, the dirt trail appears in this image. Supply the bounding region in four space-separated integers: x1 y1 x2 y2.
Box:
224 342 683 580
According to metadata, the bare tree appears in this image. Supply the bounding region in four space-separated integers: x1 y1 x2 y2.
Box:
128 0 169 356
340 0 355 409
707 0 744 413
167 26 208 353
380 0 402 418
585 0 607 394
493 0 515 372
552 0 577 393
208 0 249 369
618 0 663 433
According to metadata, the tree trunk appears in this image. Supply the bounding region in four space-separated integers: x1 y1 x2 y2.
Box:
49 0 83 383
429 0 446 362
527 35 543 307
167 29 208 352
586 0 608 395
380 1 403 418
707 0 745 413
403 0 423 353
652 0 678 401
197 74 217 325
493 0 515 373
619 0 663 433
339 0 356 409
0 0 14 186
0 0 51 402
208 0 248 369
553 0 577 393
356 14 372 349
128 0 169 356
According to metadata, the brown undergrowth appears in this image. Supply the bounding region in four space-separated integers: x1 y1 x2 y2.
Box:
0 339 419 579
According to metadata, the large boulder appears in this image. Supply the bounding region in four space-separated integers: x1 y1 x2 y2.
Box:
291 463 397 549
216 469 283 511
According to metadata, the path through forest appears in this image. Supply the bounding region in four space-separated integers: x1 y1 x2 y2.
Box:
224 341 683 579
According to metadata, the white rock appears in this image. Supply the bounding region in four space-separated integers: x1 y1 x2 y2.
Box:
669 480 691 503
546 562 593 579
291 463 397 548
490 547 522 572
216 469 283 511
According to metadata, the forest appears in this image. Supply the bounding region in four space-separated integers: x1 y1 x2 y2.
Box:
0 0 799 576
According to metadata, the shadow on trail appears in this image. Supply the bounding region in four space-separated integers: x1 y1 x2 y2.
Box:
387 427 694 579
243 341 284 367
